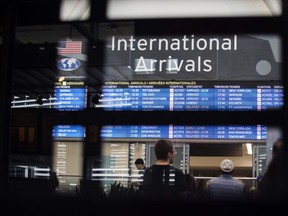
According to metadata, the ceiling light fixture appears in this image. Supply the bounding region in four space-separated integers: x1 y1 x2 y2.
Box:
246 143 253 155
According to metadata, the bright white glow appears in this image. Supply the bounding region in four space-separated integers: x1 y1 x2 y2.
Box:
110 159 127 161
11 102 62 108
94 103 132 108
60 0 90 21
92 178 130 181
99 98 131 102
110 154 128 157
246 143 253 155
92 174 130 177
92 168 129 171
107 0 281 19
11 98 53 104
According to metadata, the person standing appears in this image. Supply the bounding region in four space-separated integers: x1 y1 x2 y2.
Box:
255 138 284 201
143 139 187 200
184 173 197 200
135 158 146 176
205 159 245 201
134 158 146 191
48 169 59 195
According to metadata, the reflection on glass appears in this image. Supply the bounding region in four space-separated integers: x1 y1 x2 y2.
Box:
95 81 283 111
97 33 283 111
55 40 88 111
52 125 85 194
106 0 282 19
90 124 271 197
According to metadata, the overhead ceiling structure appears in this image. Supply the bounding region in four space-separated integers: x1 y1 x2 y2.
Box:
106 0 282 19
11 21 135 104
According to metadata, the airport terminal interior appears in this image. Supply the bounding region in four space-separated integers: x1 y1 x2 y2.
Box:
1 0 288 212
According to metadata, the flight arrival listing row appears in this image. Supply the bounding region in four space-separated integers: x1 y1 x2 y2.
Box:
101 125 267 140
52 124 266 140
100 81 283 111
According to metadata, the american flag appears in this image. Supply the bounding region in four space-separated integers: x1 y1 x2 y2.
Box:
57 41 82 54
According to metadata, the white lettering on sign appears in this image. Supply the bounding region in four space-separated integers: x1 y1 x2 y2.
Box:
111 35 237 51
111 35 237 74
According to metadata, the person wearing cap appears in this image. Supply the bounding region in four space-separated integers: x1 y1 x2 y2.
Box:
205 159 245 200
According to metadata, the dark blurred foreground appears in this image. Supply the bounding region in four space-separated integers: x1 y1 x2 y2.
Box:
1 177 287 215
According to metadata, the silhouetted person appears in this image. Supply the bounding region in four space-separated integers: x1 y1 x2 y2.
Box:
184 173 197 200
143 139 187 200
255 138 285 201
49 170 59 195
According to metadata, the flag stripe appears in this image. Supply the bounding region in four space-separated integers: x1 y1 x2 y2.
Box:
57 41 82 54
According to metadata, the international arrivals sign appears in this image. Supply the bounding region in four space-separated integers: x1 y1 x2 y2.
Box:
108 34 281 81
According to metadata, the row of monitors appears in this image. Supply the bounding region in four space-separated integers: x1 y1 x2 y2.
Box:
13 81 283 111
53 124 267 140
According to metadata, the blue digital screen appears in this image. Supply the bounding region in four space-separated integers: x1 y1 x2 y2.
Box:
54 86 87 111
98 81 283 111
52 125 85 138
100 125 267 140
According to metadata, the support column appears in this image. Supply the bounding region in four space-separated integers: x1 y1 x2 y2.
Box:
0 2 17 196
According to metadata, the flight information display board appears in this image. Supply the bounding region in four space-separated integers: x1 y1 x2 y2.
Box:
52 125 85 138
54 81 87 111
101 125 267 140
98 81 283 111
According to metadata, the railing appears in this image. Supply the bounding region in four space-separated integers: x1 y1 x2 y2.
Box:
9 166 50 178
194 176 258 193
8 165 260 197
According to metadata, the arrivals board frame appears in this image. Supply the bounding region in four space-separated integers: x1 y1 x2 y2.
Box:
96 80 283 111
